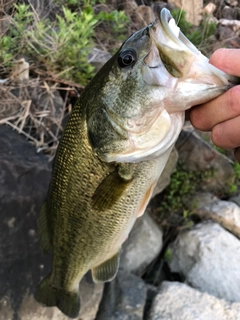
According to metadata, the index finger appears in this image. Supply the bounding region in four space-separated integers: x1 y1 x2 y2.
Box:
209 49 240 77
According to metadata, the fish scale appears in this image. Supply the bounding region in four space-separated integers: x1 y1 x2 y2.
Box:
34 8 239 319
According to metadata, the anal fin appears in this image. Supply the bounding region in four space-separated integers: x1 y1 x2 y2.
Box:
91 251 120 283
38 200 52 254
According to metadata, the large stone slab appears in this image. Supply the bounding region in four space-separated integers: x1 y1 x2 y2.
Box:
189 192 240 238
147 281 240 320
96 270 147 320
0 126 103 319
169 222 240 302
120 213 163 275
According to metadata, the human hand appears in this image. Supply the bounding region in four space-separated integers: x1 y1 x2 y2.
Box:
189 48 240 163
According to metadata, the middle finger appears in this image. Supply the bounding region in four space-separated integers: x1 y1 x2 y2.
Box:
190 85 240 131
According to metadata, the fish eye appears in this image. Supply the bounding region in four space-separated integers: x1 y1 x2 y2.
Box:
118 49 137 68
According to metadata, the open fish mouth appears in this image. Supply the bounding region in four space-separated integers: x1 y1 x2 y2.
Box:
158 8 201 55
148 8 239 85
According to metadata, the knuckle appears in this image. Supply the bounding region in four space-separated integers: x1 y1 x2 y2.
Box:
211 124 224 148
190 107 209 130
228 86 240 116
212 120 240 150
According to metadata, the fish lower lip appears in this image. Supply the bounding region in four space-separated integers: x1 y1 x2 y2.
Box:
160 8 179 38
159 8 200 55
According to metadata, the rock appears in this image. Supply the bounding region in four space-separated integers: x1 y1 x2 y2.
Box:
88 48 112 73
6 275 103 320
176 128 235 195
168 0 203 26
0 125 103 319
136 5 155 25
147 281 240 320
96 270 147 320
151 2 175 17
189 192 240 238
79 276 103 320
118 0 138 22
169 222 240 302
10 58 29 82
219 18 240 32
215 25 237 44
222 6 240 20
120 213 163 275
203 3 217 15
152 147 178 198
144 284 159 320
222 6 234 20
230 195 240 207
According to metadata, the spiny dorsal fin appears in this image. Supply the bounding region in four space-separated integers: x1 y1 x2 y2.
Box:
91 251 120 283
92 170 132 212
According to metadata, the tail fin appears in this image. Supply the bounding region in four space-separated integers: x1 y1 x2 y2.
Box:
34 274 80 319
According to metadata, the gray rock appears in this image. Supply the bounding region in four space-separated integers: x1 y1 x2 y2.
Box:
0 126 103 320
144 284 159 320
176 128 235 195
152 147 178 198
11 276 103 320
169 222 240 302
147 281 240 320
78 276 103 320
190 192 240 238
96 270 147 320
230 195 240 207
216 25 236 41
120 213 163 275
222 6 240 20
88 48 112 73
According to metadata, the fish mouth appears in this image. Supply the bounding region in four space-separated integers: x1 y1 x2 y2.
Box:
145 8 201 80
157 8 201 55
146 8 239 85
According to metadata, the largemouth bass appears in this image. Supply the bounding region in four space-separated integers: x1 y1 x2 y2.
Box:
35 8 238 318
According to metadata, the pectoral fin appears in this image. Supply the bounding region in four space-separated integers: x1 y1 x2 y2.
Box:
91 251 120 283
38 200 52 254
92 170 132 212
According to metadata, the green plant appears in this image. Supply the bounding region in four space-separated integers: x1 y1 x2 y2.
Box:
158 161 215 223
163 248 172 262
233 161 240 180
0 2 129 85
227 161 240 195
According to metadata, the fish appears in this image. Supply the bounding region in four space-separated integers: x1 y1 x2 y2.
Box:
34 8 239 319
